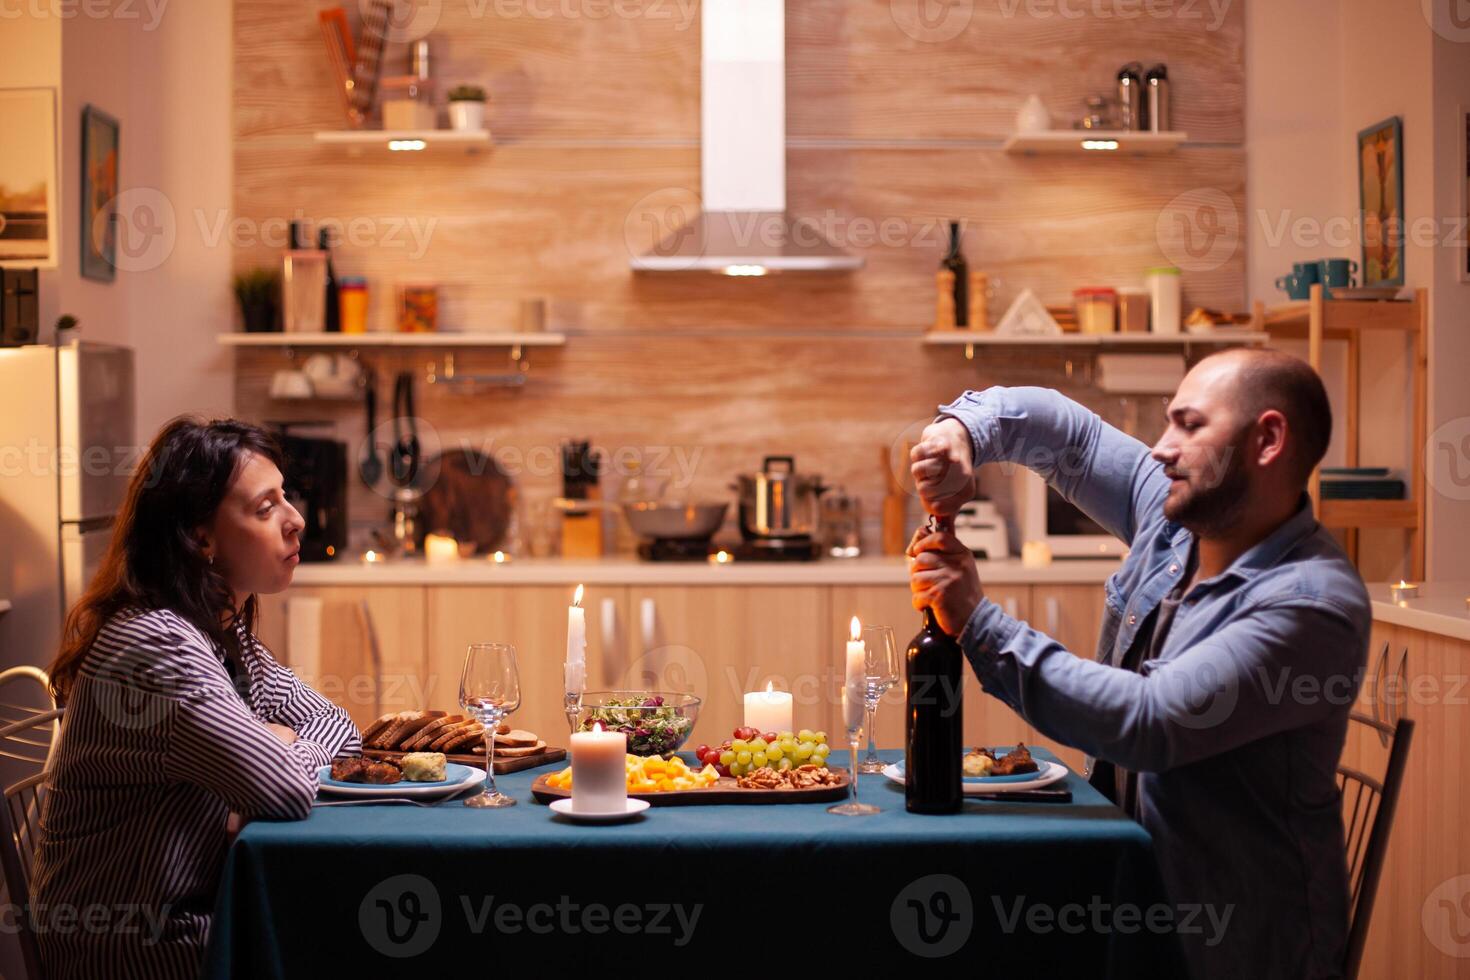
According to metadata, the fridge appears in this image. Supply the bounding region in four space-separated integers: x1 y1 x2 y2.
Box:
0 343 135 672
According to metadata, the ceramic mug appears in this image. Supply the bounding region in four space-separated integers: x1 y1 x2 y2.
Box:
1274 262 1323 301
1318 258 1358 288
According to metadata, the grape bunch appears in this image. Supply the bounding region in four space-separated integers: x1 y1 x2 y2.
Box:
693 726 831 778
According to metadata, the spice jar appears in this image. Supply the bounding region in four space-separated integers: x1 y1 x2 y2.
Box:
339 277 369 334
1117 290 1149 333
1073 287 1118 335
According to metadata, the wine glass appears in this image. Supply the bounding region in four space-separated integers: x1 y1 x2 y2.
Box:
858 625 901 773
459 643 522 808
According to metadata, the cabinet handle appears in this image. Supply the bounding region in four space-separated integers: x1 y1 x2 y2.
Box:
600 597 618 684
640 597 657 653
1045 596 1060 637
354 599 383 719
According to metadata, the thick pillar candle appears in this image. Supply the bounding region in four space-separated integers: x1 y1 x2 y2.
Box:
743 682 793 734
570 722 627 813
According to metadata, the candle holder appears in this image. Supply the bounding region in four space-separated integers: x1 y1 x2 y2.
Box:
1390 581 1420 602
827 728 881 816
564 691 583 737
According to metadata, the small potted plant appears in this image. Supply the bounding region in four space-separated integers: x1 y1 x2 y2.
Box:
447 85 487 132
233 267 280 333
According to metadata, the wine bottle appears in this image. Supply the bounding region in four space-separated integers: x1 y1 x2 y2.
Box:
941 221 969 328
318 227 341 333
905 605 963 813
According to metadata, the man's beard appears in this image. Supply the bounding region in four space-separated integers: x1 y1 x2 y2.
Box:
1162 435 1251 535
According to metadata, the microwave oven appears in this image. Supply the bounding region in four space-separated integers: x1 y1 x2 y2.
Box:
1012 468 1127 559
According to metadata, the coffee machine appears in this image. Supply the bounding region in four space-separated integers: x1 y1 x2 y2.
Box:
273 424 348 561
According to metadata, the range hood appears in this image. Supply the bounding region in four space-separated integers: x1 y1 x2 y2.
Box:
630 0 862 275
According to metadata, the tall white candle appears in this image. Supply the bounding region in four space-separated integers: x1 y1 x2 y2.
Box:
844 616 866 733
565 584 587 694
570 722 627 813
743 682 793 734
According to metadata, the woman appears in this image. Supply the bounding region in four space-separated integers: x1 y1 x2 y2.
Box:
31 418 360 978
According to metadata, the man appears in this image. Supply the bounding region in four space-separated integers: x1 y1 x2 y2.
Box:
907 348 1369 980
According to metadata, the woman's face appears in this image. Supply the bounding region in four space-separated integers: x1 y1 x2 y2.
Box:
200 451 305 604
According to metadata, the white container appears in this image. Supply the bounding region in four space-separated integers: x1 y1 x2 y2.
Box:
448 100 485 132
1015 94 1051 133
1146 266 1182 335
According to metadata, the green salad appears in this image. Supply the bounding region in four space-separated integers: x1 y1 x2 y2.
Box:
580 695 693 756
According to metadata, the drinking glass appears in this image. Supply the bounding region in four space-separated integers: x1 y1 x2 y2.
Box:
859 625 901 773
459 643 522 808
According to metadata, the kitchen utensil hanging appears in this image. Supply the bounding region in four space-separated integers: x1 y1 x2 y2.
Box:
358 365 384 487
390 370 421 487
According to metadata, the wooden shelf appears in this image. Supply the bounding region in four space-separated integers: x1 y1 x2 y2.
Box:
1256 297 1419 339
923 330 1266 348
1002 130 1188 156
1320 499 1419 530
313 130 491 156
218 332 564 348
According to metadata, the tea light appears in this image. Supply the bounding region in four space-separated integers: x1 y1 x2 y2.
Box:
1021 540 1053 568
362 549 382 564
569 722 627 813
424 533 459 563
744 681 793 734
843 617 866 733
491 550 509 564
1390 580 1419 602
708 549 733 565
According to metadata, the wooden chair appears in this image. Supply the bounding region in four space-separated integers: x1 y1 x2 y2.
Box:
0 667 60 772
0 765 49 980
1339 713 1413 980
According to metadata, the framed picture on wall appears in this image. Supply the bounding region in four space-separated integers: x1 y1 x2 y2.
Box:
0 88 59 269
1357 115 1404 288
80 105 119 283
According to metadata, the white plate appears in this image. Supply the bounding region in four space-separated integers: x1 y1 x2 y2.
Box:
881 759 1068 794
548 798 651 823
315 763 486 799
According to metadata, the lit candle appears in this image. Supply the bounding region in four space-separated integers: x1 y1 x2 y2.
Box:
743 681 793 734
424 533 459 563
362 549 381 564
565 584 587 695
491 550 509 564
1390 580 1419 601
569 722 627 813
844 616 866 733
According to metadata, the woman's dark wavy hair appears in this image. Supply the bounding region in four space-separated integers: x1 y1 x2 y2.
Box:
48 417 285 704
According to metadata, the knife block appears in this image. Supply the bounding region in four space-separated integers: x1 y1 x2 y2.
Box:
560 487 604 558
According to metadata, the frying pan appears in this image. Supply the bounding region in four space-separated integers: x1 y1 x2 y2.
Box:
623 501 729 541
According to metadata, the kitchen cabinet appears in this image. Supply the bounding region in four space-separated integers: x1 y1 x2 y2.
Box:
255 585 426 729
624 586 831 745
425 585 625 741
1019 584 1107 774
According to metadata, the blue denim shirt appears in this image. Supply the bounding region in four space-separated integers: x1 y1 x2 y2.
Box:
940 386 1370 980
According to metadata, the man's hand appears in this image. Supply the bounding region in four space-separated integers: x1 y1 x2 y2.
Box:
264 722 298 746
909 417 976 520
907 524 983 637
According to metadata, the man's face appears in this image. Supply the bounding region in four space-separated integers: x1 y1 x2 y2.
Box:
1150 358 1255 535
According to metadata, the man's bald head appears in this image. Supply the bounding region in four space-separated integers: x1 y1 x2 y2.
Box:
1197 347 1332 486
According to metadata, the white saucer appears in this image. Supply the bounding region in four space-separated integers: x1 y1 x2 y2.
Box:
881 760 1068 794
549 798 651 823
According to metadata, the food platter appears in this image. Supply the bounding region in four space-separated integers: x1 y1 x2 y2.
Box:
363 746 566 775
530 770 851 807
316 763 486 799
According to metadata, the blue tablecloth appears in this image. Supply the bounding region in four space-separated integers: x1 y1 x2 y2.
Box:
204 749 1180 975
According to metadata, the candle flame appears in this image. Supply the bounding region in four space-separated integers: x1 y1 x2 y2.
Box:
573 584 584 607
766 680 774 695
591 721 602 734
850 616 861 641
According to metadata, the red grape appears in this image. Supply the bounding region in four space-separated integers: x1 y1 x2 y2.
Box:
695 744 711 758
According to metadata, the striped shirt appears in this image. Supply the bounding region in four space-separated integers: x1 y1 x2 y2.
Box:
31 605 360 978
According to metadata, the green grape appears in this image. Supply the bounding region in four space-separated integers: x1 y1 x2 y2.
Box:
793 743 814 762
719 750 735 766
736 750 752 766
779 738 797 754
814 742 830 757
777 757 793 771
752 751 768 768
814 731 828 744
731 739 748 753
729 762 745 777
798 729 815 742
778 731 794 742
750 738 768 752
765 744 784 762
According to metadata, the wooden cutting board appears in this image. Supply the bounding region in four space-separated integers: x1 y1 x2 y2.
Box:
364 746 567 775
529 771 850 806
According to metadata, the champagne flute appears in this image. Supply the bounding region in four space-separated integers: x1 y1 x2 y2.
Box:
859 624 900 773
459 643 522 809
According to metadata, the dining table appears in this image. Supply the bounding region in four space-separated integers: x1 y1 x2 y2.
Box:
203 748 1182 975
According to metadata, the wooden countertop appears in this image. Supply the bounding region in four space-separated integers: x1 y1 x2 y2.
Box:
289 555 1122 587
1368 581 1470 642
